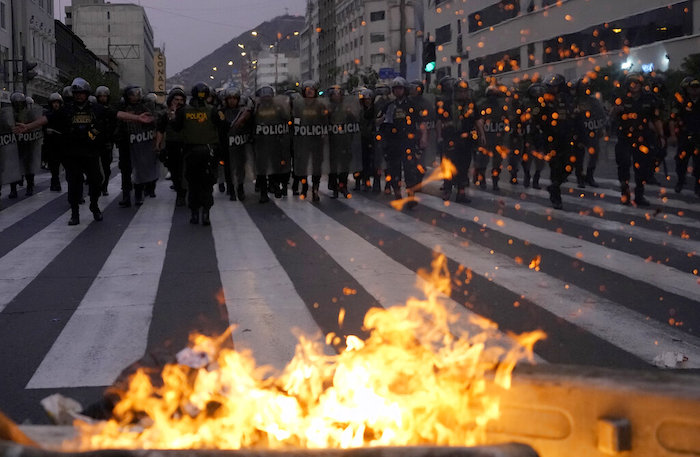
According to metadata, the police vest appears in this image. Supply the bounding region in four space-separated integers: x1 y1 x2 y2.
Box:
182 105 219 145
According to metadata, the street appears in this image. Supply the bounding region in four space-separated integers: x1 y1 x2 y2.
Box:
1 155 699 424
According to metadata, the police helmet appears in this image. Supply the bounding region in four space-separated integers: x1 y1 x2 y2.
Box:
49 92 63 104
301 80 319 98
223 87 241 100
680 76 694 91
437 76 456 94
326 84 343 98
624 73 644 88
191 82 211 100
688 77 700 90
95 86 110 98
453 78 469 91
124 85 143 102
255 85 275 98
485 85 502 97
391 76 409 89
10 92 26 105
71 77 92 94
62 86 73 100
527 82 546 99
410 79 425 94
374 83 390 96
575 76 591 95
359 88 375 101
544 74 566 93
167 87 186 104
144 92 157 103
88 95 97 104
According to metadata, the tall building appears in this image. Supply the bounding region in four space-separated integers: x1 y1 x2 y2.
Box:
9 0 59 102
300 0 320 82
0 0 14 100
424 0 700 85
69 1 155 91
301 0 420 87
255 51 300 88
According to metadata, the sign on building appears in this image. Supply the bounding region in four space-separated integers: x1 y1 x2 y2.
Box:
154 49 166 101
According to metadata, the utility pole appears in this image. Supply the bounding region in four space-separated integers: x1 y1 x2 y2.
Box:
399 0 407 77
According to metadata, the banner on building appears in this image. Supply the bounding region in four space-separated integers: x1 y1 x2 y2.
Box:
154 49 166 102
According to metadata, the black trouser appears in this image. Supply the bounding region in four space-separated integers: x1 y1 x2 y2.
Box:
117 143 132 193
166 141 185 198
360 137 374 186
46 142 63 187
675 136 700 188
64 154 102 209
229 146 247 188
616 138 653 189
547 141 575 202
385 138 421 192
443 138 473 191
184 145 215 210
100 143 113 189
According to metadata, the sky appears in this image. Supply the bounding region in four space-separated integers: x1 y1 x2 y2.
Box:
54 0 306 77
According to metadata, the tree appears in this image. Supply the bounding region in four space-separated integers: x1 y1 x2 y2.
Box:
681 54 700 77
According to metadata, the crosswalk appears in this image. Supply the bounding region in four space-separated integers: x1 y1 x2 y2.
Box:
0 169 699 423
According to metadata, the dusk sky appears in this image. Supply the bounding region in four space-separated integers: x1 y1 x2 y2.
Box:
54 0 306 77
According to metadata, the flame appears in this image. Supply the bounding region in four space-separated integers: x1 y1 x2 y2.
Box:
70 255 544 451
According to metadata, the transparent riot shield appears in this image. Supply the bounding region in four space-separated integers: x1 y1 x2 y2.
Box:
15 106 44 176
127 107 159 185
0 107 21 186
328 96 361 176
412 93 438 170
253 95 292 176
292 96 328 177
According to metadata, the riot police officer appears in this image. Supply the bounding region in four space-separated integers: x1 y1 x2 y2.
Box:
437 78 484 202
537 74 583 209
359 88 377 191
377 76 427 206
292 80 327 200
521 82 547 189
669 76 700 196
373 82 393 193
95 86 117 196
327 85 360 198
44 92 64 192
159 87 187 206
477 84 512 191
174 82 222 225
14 77 153 225
575 76 607 187
218 88 253 201
8 92 42 198
610 73 665 206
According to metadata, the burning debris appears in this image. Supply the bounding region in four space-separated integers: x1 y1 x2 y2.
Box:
63 255 542 451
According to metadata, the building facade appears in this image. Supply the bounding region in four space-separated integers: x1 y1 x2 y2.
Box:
300 0 320 82
254 52 300 88
70 2 155 91
424 0 700 85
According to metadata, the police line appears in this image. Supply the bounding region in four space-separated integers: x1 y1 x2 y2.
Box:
290 122 361 136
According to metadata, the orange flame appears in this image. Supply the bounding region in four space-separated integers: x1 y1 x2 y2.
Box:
71 255 544 451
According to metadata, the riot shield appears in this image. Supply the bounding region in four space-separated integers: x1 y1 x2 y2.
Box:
328 96 361 175
292 97 328 177
0 107 20 186
127 107 159 185
411 93 438 170
253 95 292 176
15 106 43 176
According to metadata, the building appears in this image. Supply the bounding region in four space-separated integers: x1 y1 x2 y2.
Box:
301 0 420 87
9 0 59 102
254 51 300 89
69 1 155 91
55 19 118 93
0 0 14 101
424 0 700 86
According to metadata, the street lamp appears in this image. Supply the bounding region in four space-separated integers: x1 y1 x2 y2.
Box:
228 61 234 66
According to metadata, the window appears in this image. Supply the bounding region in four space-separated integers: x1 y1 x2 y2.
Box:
435 24 451 46
370 11 385 21
469 47 520 78
370 33 385 43
0 2 6 30
468 0 520 33
371 53 385 64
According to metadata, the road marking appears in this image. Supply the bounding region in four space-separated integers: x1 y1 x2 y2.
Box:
210 197 333 372
0 177 122 313
0 187 66 233
27 182 175 388
340 192 700 368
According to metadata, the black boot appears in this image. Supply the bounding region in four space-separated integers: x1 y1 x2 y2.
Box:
68 207 80 226
634 186 650 207
301 181 309 199
492 175 500 191
532 171 541 189
9 183 18 199
134 186 144 206
372 175 381 193
442 183 452 201
175 193 186 207
119 191 132 208
190 208 200 224
576 173 586 188
259 175 270 203
455 186 471 203
201 209 211 226
25 175 35 196
90 202 103 221
510 173 518 185
50 177 62 192
237 184 246 202
620 183 631 206
101 183 109 196
547 184 563 210
523 170 531 188
353 173 362 191
328 173 338 191
585 168 598 187
292 176 300 196
312 182 320 202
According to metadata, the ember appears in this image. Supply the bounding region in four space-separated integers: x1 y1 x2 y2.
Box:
69 254 543 451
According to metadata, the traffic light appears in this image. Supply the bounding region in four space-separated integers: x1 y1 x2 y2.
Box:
23 60 38 84
423 41 436 73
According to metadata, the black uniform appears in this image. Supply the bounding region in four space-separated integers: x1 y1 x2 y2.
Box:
42 107 65 192
670 92 700 195
576 93 607 186
438 96 479 201
477 93 512 190
219 102 253 201
359 98 377 191
46 101 116 220
522 92 547 189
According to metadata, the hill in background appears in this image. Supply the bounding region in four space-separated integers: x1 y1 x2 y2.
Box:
167 15 305 90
